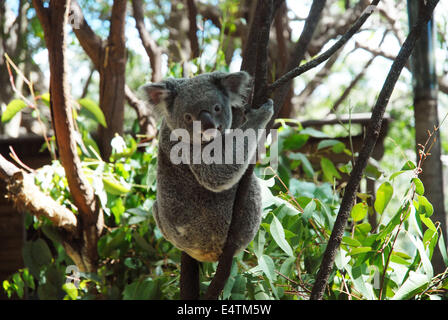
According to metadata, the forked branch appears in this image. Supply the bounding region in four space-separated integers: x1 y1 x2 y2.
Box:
269 0 380 93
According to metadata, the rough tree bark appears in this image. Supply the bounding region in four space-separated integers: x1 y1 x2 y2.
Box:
131 0 163 83
197 0 379 300
408 0 447 275
70 0 127 159
30 0 103 273
272 0 327 120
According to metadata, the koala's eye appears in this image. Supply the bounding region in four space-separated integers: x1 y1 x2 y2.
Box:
214 104 222 113
184 113 193 123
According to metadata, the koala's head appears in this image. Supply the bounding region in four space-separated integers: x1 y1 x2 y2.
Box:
142 71 251 143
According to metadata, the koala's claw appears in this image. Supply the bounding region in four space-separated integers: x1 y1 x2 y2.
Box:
260 99 274 115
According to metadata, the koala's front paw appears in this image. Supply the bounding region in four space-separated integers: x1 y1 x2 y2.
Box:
245 99 274 129
259 99 274 120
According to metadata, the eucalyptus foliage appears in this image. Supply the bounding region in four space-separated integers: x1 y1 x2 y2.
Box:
3 111 447 299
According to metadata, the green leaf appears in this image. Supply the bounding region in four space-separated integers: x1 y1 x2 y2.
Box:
254 230 266 258
374 182 393 215
288 152 314 178
390 254 411 266
365 163 382 179
279 256 296 276
1 99 27 123
376 204 408 241
344 264 375 300
123 278 161 300
417 195 433 217
392 272 429 300
355 222 372 234
389 170 406 181
300 127 328 138
62 283 78 300
334 248 350 270
342 236 362 247
21 269 35 290
320 157 341 182
351 202 368 222
78 98 107 127
258 254 276 282
270 215 294 257
302 199 316 220
12 273 24 298
438 231 448 266
317 139 341 150
282 133 309 151
102 176 131 195
401 160 416 170
22 239 53 278
393 251 412 260
348 246 372 256
407 233 433 279
420 213 437 232
40 93 50 107
412 178 424 195
231 274 247 300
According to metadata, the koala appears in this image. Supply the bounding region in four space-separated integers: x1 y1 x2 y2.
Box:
143 71 273 262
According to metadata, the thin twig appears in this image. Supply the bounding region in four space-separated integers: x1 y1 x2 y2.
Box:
9 146 34 173
269 0 380 93
4 53 55 160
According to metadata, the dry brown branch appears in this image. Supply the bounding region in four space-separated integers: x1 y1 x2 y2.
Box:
125 84 157 139
0 154 78 232
70 0 104 69
131 0 163 82
31 0 103 272
328 55 375 115
186 0 200 59
72 0 156 138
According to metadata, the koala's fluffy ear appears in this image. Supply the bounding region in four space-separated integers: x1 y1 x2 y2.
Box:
218 71 251 108
142 83 173 107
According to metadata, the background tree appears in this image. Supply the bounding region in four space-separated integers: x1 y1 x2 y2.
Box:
408 0 447 275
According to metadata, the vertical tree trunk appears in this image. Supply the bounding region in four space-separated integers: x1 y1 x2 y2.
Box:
32 0 103 273
408 0 447 274
98 0 127 159
70 0 127 159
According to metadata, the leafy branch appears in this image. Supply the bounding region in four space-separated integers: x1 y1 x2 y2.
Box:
310 0 441 300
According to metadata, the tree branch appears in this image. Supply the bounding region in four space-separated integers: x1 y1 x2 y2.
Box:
252 0 275 107
186 0 200 59
328 55 375 114
31 0 50 35
70 0 103 69
202 0 277 300
272 0 327 122
295 50 340 110
241 0 279 78
33 0 98 222
72 0 154 137
310 0 440 300
355 42 448 96
131 0 163 82
269 0 380 93
0 155 78 232
125 84 157 139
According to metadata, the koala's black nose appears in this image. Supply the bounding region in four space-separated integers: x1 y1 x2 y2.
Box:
198 111 216 131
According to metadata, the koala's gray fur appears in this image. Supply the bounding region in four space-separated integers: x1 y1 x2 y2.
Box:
143 71 273 262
